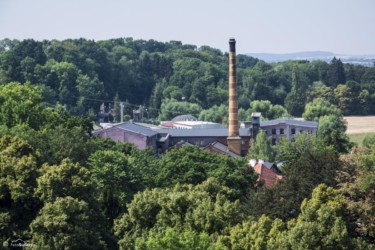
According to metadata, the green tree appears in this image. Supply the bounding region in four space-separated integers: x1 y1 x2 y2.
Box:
158 99 202 121
31 126 95 165
155 146 256 198
284 67 306 116
0 39 46 83
149 80 164 118
35 159 94 203
248 130 275 161
135 228 224 250
114 179 243 249
0 82 44 129
88 150 143 219
303 97 341 121
241 61 284 105
358 89 370 115
302 98 352 152
199 104 228 125
334 84 353 115
247 100 290 120
30 196 106 249
206 85 228 108
162 86 184 100
0 136 40 240
224 215 287 250
247 135 342 220
276 133 323 164
51 61 80 108
76 74 105 115
318 115 353 153
327 57 346 87
306 84 335 104
338 148 375 241
41 106 93 134
361 66 375 84
232 185 373 249
286 184 353 249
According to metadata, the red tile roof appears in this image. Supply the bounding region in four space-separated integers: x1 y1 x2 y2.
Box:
254 163 282 188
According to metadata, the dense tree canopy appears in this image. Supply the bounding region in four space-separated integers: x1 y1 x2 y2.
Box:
35 159 94 203
155 146 257 199
302 97 342 121
0 136 41 240
0 82 44 129
30 196 106 250
114 178 243 249
1 38 375 121
1 37 375 249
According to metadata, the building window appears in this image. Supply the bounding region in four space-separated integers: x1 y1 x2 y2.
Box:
280 128 284 135
272 128 276 135
291 128 296 134
272 138 277 145
265 130 268 135
300 129 304 133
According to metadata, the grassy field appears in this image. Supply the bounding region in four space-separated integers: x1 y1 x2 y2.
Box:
344 116 375 146
348 132 375 146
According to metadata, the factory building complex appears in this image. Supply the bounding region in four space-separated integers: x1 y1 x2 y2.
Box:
95 39 318 157
95 116 317 157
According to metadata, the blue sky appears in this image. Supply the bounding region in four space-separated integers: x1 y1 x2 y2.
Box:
0 0 374 54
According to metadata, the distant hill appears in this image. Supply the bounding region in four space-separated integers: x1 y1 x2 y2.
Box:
247 51 375 66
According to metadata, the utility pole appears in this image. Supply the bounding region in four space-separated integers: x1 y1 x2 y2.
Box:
120 102 124 123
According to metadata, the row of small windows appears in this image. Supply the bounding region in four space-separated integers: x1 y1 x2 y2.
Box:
265 128 314 135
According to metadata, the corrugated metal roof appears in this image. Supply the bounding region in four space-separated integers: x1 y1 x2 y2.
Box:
171 114 198 122
155 128 251 137
210 141 240 157
116 122 159 137
260 118 318 128
107 118 316 138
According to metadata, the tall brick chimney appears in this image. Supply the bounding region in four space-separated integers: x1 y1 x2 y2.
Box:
227 38 241 155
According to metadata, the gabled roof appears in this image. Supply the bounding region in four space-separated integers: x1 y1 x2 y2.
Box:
254 163 283 188
115 122 159 137
260 118 318 128
205 141 240 158
166 140 194 151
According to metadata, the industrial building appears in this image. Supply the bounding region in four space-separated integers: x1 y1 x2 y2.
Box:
95 39 318 157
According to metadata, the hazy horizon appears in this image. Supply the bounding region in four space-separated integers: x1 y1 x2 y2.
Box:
1 0 374 55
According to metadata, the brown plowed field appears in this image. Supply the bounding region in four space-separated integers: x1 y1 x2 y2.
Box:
344 116 375 134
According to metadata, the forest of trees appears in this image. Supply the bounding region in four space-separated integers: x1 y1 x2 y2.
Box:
1 38 375 123
0 38 375 249
0 82 374 248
